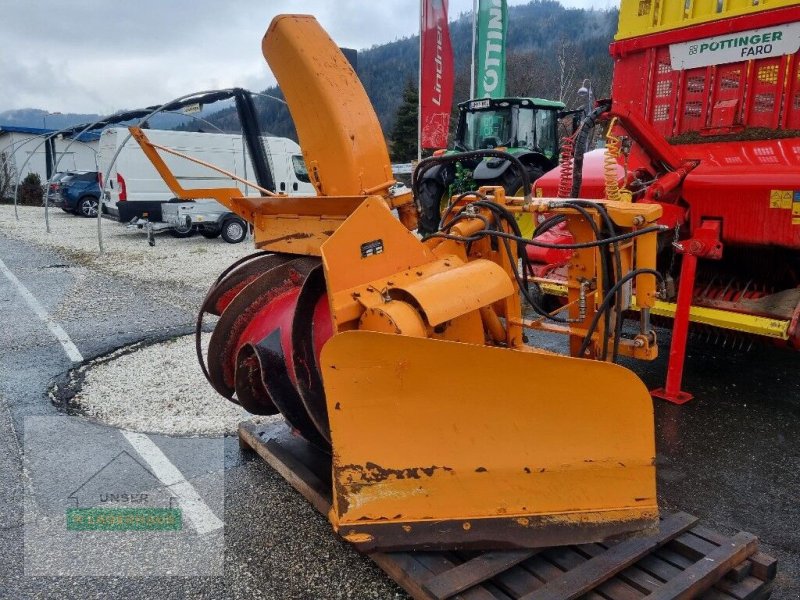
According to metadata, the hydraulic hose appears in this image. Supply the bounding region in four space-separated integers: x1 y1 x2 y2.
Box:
533 214 566 237
578 268 664 359
604 117 623 203
426 223 664 250
570 102 610 198
557 133 575 198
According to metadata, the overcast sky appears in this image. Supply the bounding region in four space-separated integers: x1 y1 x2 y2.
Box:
1 0 617 115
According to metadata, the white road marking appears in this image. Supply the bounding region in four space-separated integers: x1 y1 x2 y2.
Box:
121 430 224 535
0 257 83 362
2 256 222 534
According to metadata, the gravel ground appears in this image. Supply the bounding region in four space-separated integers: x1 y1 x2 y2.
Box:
3 205 797 597
67 334 265 436
0 205 251 290
0 207 268 436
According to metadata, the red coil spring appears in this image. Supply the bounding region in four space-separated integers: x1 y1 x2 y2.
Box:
557 134 575 198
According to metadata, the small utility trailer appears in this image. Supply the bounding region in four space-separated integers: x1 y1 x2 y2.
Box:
126 199 249 246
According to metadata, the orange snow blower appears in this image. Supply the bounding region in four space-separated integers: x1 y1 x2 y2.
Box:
131 14 664 552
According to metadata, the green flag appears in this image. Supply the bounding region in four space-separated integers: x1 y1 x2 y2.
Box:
476 0 507 98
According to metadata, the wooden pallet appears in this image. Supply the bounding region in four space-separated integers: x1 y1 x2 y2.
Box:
239 420 777 600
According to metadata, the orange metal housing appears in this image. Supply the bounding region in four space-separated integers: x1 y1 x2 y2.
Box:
316 195 662 551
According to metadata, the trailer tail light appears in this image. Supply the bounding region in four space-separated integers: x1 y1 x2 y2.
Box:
116 173 127 201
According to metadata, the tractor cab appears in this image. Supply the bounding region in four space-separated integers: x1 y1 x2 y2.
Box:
416 96 567 236
454 97 564 162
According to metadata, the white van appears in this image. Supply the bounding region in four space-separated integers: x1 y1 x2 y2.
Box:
98 127 315 222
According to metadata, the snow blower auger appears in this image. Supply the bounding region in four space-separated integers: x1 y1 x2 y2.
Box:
130 14 665 552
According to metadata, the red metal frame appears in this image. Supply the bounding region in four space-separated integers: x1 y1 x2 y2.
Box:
610 6 800 140
530 6 800 404
651 220 723 404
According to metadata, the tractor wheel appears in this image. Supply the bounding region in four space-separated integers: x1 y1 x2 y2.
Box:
169 222 195 238
416 179 448 235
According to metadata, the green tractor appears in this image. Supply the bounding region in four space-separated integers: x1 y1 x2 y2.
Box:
416 96 567 236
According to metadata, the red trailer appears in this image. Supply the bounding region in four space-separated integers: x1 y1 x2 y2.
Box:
532 1 800 403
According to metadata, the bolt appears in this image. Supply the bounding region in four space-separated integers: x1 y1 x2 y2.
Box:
634 338 645 348
632 215 645 226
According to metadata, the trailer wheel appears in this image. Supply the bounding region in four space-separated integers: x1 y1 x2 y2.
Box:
221 217 247 244
78 196 99 218
200 229 221 239
169 224 195 238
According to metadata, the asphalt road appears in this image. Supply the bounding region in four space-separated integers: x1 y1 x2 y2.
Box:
0 231 797 598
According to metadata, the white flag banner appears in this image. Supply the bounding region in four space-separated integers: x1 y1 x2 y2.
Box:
669 22 800 70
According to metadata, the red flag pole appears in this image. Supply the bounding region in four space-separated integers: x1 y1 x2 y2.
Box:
420 0 453 152
418 0 423 162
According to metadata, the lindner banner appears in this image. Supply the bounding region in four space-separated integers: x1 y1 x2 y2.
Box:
476 0 507 98
420 0 454 149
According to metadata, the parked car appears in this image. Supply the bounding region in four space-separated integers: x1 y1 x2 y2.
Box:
45 172 76 208
60 171 101 217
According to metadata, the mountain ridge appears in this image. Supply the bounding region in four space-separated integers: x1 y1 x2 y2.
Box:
194 0 618 141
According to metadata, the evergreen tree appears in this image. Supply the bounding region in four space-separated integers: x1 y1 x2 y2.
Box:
389 81 418 162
